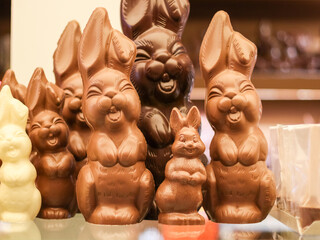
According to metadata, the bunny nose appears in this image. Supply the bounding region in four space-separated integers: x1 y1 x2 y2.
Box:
69 98 81 111
155 52 170 63
225 91 237 99
105 90 117 98
43 122 52 128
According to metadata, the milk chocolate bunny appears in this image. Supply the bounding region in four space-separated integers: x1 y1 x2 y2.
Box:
121 0 198 197
199 11 276 223
76 8 154 225
155 106 206 225
54 21 90 176
26 67 77 219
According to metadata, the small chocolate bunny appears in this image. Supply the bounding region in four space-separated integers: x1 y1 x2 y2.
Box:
26 67 77 219
0 85 41 222
54 21 90 176
199 11 276 223
121 0 198 208
76 8 155 225
155 106 206 225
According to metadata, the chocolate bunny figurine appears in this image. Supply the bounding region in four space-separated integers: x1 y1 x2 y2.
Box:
0 69 27 167
0 85 41 222
54 21 90 176
77 8 155 225
26 67 77 219
121 0 198 200
199 11 276 223
155 106 206 225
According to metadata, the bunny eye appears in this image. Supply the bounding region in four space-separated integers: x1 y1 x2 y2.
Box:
172 43 186 56
53 118 64 124
31 123 41 131
135 49 151 62
208 88 223 100
240 83 254 93
64 89 74 98
87 86 102 98
120 82 133 92
15 131 26 137
179 135 185 142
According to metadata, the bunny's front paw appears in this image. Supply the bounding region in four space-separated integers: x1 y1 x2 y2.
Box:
118 136 144 166
69 131 86 161
216 136 238 166
238 136 259 166
139 109 173 147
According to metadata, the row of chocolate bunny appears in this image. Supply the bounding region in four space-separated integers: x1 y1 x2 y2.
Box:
0 0 276 225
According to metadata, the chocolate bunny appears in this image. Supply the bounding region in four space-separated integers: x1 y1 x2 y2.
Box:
76 8 155 225
26 67 77 219
0 85 41 222
199 11 276 223
121 0 197 197
155 106 206 225
0 69 27 167
54 21 90 176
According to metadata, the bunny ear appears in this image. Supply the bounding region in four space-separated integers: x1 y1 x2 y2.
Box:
25 68 48 117
106 30 136 77
227 32 257 80
170 107 184 134
156 0 190 38
1 69 27 104
199 10 233 85
186 106 201 129
121 0 153 40
45 83 65 114
54 20 81 86
78 7 112 86
0 85 28 129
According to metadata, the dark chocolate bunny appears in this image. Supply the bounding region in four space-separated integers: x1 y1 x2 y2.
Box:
199 11 276 223
76 8 154 225
121 0 196 202
26 67 77 219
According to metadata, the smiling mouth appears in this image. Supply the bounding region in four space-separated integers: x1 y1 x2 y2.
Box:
158 79 177 94
107 106 121 122
77 112 85 122
7 146 18 157
48 134 58 146
228 106 241 122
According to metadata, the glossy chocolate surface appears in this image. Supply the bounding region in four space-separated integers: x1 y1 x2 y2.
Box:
121 1 199 219
54 21 90 176
155 106 206 225
76 7 154 225
26 67 77 219
199 11 276 223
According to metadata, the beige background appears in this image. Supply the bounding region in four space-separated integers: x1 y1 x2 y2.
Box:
11 0 121 85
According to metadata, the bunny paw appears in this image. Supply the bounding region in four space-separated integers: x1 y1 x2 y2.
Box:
140 109 173 147
216 137 238 166
39 208 69 219
238 137 259 166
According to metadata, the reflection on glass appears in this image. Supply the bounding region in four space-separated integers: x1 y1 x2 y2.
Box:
159 220 218 240
0 220 41 240
78 220 149 240
35 214 85 240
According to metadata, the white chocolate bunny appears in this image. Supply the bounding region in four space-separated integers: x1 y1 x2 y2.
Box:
0 85 41 222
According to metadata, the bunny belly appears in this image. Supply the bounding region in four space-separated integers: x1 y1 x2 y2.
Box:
36 175 75 208
93 162 144 206
156 180 202 213
212 161 264 222
0 183 39 213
